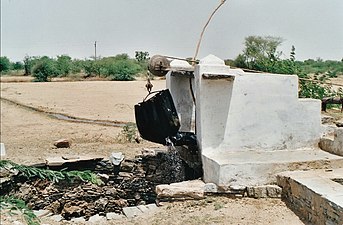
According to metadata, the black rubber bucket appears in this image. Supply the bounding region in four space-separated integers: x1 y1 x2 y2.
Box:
134 89 180 145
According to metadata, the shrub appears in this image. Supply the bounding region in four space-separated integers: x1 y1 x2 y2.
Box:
12 61 24 71
0 56 11 74
56 55 72 77
106 59 142 81
116 123 138 143
32 57 59 82
83 60 100 77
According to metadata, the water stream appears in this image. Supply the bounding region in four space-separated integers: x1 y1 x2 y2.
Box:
1 97 127 127
48 113 126 127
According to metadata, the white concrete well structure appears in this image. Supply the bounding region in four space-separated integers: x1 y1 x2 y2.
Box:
166 59 195 132
167 54 343 190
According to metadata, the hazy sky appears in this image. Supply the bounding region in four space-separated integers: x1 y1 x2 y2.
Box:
1 0 343 62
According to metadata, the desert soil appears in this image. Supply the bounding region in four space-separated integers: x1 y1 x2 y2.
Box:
1 78 307 224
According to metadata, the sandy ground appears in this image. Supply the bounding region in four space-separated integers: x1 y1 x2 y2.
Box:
0 79 307 224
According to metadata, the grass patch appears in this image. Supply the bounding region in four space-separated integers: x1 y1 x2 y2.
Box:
0 196 40 225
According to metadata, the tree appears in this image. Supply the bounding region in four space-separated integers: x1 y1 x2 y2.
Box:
83 60 100 77
235 35 283 71
23 55 40 76
32 56 59 82
290 45 296 62
106 59 142 81
0 56 11 73
56 55 72 77
135 51 149 63
12 61 24 71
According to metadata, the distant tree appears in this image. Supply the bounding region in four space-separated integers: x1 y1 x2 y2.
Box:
71 59 84 74
23 55 40 76
290 45 296 62
56 55 72 77
135 51 149 63
105 58 142 81
232 54 247 68
12 61 24 71
0 56 11 73
235 35 283 71
113 53 129 61
83 60 100 77
32 56 59 82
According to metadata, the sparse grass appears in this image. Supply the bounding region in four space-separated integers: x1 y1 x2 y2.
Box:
214 202 224 210
0 196 40 225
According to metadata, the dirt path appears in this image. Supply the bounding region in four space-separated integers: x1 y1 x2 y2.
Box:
0 80 305 224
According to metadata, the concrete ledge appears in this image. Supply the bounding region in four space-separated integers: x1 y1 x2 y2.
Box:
202 148 343 187
277 168 343 225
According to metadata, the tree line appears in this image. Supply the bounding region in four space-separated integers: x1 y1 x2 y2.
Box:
0 51 149 82
225 36 343 99
0 36 342 99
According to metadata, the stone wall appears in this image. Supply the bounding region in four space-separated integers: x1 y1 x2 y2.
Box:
277 169 343 225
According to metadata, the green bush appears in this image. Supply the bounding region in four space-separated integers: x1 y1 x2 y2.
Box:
0 56 11 74
56 55 72 77
106 59 142 81
12 61 24 71
83 60 100 77
32 57 59 82
23 56 41 76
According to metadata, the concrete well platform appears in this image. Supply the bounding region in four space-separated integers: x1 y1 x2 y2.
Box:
277 168 343 225
202 148 343 188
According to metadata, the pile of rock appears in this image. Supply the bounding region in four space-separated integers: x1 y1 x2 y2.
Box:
1 148 198 221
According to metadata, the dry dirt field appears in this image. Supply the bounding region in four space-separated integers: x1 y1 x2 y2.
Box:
0 78 310 224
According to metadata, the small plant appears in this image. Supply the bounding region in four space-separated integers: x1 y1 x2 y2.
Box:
0 196 40 225
0 160 104 185
116 123 138 143
214 202 224 210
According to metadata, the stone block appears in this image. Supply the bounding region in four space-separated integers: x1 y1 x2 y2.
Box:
266 185 282 198
319 128 343 156
202 149 343 187
106 212 125 220
136 203 158 214
70 217 86 223
49 214 64 222
247 185 282 198
122 206 143 218
247 186 267 198
137 205 149 213
87 214 106 223
156 180 205 199
145 203 158 210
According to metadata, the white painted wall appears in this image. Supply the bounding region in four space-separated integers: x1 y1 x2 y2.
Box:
195 55 321 153
167 54 327 188
166 60 194 132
